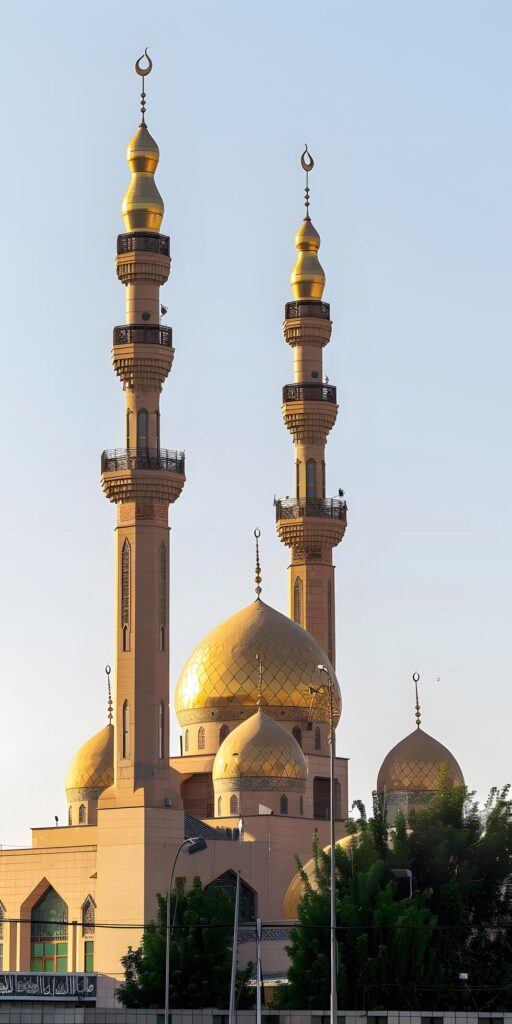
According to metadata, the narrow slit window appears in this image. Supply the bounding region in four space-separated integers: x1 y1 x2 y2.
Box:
230 794 239 815
280 794 289 815
159 701 165 760
198 726 205 750
315 726 321 751
122 700 130 758
184 729 189 753
292 726 302 748
137 408 148 450
293 577 303 626
306 459 316 499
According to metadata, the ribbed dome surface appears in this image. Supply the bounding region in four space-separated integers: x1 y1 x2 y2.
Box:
377 727 464 794
65 725 114 800
175 599 340 726
213 710 307 783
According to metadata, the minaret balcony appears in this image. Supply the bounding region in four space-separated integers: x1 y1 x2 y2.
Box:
117 232 170 256
282 383 338 444
285 300 330 320
101 447 185 505
275 498 347 553
112 326 174 390
283 301 332 348
116 233 171 286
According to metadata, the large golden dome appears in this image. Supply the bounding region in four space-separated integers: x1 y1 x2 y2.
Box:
65 725 114 801
283 834 356 919
175 599 340 726
213 710 307 786
377 727 464 794
122 123 164 232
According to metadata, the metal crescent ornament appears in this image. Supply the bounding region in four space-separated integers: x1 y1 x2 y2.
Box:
412 672 420 683
301 145 314 172
135 48 153 76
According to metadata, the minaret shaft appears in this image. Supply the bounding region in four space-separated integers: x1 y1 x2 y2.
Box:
276 180 347 667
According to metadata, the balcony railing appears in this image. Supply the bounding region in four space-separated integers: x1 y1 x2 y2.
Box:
101 448 185 474
285 300 330 320
275 498 347 522
113 324 173 347
282 383 337 404
117 232 170 256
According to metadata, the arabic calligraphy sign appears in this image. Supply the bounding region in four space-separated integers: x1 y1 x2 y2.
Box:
0 972 96 1000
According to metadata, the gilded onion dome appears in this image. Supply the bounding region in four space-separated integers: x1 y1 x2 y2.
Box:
122 123 164 232
213 710 307 789
377 727 464 795
290 217 326 301
175 599 340 726
65 725 114 801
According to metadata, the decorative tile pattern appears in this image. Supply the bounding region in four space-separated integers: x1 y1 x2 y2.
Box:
377 727 464 794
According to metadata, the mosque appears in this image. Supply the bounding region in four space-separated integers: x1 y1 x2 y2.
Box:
0 54 464 1009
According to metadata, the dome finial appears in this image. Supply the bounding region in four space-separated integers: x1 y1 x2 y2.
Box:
413 672 421 728
135 48 153 125
300 145 314 219
254 528 262 599
105 664 113 725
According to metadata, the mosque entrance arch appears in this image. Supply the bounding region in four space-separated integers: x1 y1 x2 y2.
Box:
30 886 68 973
206 870 256 922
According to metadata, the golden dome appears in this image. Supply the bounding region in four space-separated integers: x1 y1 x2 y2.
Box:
65 725 114 801
377 727 464 794
283 834 355 919
122 124 164 232
290 217 326 301
175 599 340 726
213 710 307 786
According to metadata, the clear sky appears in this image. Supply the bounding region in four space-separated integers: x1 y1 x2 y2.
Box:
1 0 511 847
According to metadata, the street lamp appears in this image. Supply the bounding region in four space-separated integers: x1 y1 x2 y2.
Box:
311 663 337 1024
165 835 207 1024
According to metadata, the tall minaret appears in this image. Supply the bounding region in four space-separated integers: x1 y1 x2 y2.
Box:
275 148 346 666
101 52 184 800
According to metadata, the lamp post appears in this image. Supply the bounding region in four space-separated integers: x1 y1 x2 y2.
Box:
311 663 337 1024
165 835 207 1024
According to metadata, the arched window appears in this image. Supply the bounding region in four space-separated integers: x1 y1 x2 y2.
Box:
230 794 239 816
206 871 256 922
219 724 229 744
126 410 132 449
68 806 72 826
321 460 326 498
280 794 288 815
184 729 189 753
31 888 68 973
295 459 300 498
217 796 222 816
122 700 130 758
121 538 130 651
292 726 302 748
327 580 333 662
293 577 303 626
137 408 148 450
159 542 166 653
159 701 165 760
315 726 321 751
198 726 205 751
78 803 87 825
155 410 161 455
82 897 95 937
300 795 304 816
306 459 316 499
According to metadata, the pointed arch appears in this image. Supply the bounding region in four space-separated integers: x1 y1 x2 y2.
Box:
219 724 229 745
315 726 321 751
78 803 87 825
206 870 256 922
68 805 72 826
122 700 130 758
292 726 302 748
306 458 316 499
280 794 288 815
229 793 239 815
217 795 222 816
198 726 205 751
293 577 303 626
121 538 131 651
184 728 189 753
30 886 68 973
300 795 304 816
137 407 148 449
81 896 96 937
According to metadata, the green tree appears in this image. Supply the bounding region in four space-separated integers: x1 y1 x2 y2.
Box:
117 876 254 1009
277 779 512 1010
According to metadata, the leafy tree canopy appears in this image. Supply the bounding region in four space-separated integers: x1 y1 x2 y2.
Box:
117 876 254 1010
276 778 512 1011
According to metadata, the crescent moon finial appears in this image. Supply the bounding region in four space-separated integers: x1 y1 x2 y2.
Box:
300 144 314 173
135 48 153 77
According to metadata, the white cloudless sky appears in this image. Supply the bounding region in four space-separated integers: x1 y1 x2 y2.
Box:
1 0 511 846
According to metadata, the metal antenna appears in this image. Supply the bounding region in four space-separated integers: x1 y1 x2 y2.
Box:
135 48 153 125
300 145 315 219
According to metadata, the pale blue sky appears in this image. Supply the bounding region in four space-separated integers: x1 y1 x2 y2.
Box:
1 1 511 846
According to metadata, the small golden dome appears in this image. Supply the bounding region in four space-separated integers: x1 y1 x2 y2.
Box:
213 710 307 784
377 727 464 794
290 217 326 301
122 124 164 232
65 725 114 801
283 834 355 919
175 599 340 726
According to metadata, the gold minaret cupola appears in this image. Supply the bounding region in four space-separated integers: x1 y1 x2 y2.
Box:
100 52 184 804
275 147 346 666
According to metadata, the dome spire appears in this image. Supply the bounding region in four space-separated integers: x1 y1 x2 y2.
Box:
413 671 421 728
135 48 153 125
105 664 113 725
254 527 262 599
290 146 326 301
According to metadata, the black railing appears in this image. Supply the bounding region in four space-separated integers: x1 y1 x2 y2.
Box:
282 383 337 404
101 448 185 474
285 300 330 320
275 498 347 522
117 232 170 256
113 325 173 347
